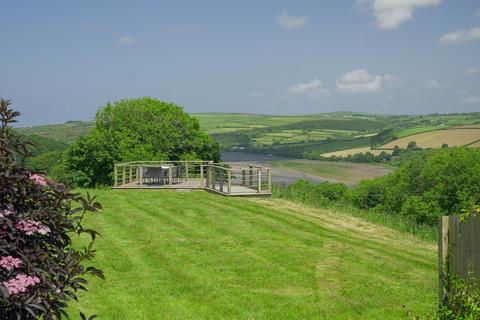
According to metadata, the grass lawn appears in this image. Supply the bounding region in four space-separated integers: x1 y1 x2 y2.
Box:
69 190 436 319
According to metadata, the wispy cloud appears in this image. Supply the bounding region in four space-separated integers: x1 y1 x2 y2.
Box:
438 27 480 45
357 0 441 30
248 92 264 98
277 10 308 30
289 79 330 101
336 69 388 93
465 67 479 75
462 96 480 104
421 79 441 88
118 36 136 45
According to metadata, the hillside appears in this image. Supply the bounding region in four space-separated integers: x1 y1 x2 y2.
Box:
69 190 436 319
16 120 95 143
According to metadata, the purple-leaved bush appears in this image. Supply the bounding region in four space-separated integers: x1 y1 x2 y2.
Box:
0 99 103 319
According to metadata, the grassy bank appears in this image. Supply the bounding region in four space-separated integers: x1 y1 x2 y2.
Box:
69 189 436 319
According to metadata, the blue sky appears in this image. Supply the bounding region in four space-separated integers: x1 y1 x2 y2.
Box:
1 1 480 126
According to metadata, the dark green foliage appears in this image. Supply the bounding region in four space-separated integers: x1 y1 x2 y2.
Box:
274 180 350 207
20 135 68 173
407 141 418 149
352 147 480 226
57 98 220 187
0 99 103 319
437 272 480 320
370 129 397 148
276 148 480 230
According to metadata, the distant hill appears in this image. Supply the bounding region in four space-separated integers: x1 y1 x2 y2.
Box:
16 121 95 143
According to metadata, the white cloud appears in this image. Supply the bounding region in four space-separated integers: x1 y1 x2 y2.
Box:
277 10 308 30
357 0 441 30
336 69 387 93
462 96 480 104
438 27 480 45
289 79 330 101
465 67 479 75
118 36 136 45
248 92 264 98
422 79 441 88
382 74 402 88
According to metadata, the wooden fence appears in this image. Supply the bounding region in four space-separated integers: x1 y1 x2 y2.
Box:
438 214 480 303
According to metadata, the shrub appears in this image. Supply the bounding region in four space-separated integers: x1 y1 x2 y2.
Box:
0 99 103 319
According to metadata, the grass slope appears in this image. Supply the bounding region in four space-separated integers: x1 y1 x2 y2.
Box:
69 190 436 319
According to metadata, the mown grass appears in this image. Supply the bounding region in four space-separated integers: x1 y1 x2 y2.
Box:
69 189 436 319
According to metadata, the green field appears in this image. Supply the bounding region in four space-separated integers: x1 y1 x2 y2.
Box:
268 160 392 185
15 112 480 160
69 190 436 319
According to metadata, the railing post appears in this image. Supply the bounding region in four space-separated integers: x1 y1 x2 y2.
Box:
168 167 173 186
227 169 232 195
200 165 204 187
257 169 261 193
267 168 272 192
242 169 246 186
129 165 133 184
114 164 118 187
122 164 126 186
249 166 253 187
185 161 189 180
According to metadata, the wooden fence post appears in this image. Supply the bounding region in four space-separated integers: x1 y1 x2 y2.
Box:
257 169 261 193
185 161 189 180
242 169 246 186
114 165 118 187
129 165 133 184
438 215 450 304
122 164 126 186
200 165 204 187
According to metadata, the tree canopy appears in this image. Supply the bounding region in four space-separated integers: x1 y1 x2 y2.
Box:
56 98 220 187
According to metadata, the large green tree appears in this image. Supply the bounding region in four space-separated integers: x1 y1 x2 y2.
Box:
57 98 220 187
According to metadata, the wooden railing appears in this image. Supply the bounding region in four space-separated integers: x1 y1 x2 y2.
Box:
113 160 272 195
113 161 211 188
205 164 272 195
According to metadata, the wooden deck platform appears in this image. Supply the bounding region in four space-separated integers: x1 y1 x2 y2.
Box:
114 178 271 196
113 161 272 197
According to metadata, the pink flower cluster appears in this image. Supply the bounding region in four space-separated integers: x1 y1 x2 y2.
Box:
29 173 48 186
0 256 23 271
15 220 50 235
0 204 14 218
2 274 40 295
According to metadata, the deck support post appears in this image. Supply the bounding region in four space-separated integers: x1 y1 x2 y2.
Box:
257 169 261 193
227 170 232 195
122 165 126 186
114 165 118 187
